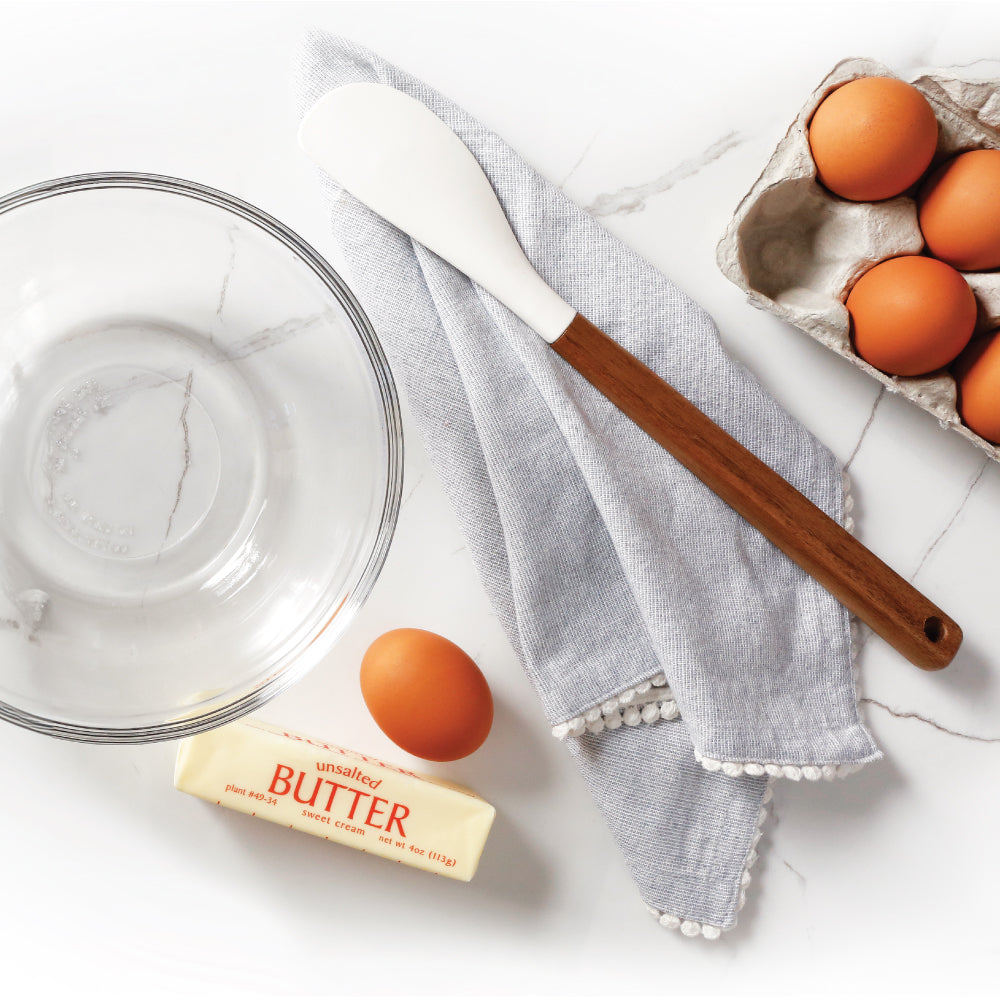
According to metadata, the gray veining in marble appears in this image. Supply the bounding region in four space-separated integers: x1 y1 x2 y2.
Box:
863 696 1000 744
96 313 331 414
216 225 239 321
401 471 425 508
557 129 601 190
910 455 990 581
843 385 886 472
783 859 808 885
586 131 748 216
223 313 328 362
163 369 195 547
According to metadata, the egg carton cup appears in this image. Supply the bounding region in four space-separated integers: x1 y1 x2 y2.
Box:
718 56 1000 462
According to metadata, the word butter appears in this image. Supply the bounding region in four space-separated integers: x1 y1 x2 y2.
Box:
174 718 495 881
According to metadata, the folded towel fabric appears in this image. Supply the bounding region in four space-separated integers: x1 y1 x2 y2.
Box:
294 32 879 937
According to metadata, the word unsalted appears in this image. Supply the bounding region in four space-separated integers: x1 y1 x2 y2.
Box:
174 717 495 881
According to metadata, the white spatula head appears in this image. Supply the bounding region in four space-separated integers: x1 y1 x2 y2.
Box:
298 82 575 343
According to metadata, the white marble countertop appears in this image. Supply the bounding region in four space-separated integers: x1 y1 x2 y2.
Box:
2 2 999 995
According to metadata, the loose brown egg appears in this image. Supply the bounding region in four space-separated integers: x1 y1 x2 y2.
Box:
953 329 1000 443
919 149 1000 272
808 77 938 202
360 628 493 762
846 255 977 376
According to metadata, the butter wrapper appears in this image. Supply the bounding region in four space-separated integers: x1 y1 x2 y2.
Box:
175 718 495 881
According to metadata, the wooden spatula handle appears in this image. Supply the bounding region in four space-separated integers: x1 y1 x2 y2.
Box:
552 314 961 671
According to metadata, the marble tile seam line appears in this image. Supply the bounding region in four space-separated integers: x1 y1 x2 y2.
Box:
918 56 1000 73
909 455 990 582
585 130 749 217
862 696 1000 743
96 313 329 411
216 224 239 320
400 471 425 508
557 128 602 191
223 312 328 362
842 384 885 474
781 859 807 886
163 369 194 545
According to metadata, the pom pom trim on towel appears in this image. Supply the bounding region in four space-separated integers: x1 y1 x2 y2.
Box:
692 752 866 782
550 635 868 780
552 474 873 781
645 780 775 940
550 674 678 738
687 472 869 782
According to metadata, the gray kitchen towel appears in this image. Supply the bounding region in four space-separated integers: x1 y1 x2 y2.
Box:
294 32 879 936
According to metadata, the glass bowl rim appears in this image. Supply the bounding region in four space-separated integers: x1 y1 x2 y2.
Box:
0 171 404 744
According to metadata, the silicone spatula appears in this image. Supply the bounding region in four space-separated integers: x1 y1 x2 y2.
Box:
299 82 961 671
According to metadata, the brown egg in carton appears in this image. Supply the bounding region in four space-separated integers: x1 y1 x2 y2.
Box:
717 56 1000 462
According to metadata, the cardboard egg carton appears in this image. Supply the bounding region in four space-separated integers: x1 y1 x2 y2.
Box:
717 57 1000 461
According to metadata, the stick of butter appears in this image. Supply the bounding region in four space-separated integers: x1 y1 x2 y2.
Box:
174 718 496 881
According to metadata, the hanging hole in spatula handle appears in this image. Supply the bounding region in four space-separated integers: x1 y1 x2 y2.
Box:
551 313 962 672
924 615 947 644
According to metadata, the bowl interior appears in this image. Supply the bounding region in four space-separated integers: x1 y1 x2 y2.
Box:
0 175 401 741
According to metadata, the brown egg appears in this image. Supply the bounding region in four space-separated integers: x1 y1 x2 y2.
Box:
847 256 977 376
953 329 1000 443
808 77 938 201
360 628 493 762
919 149 1000 272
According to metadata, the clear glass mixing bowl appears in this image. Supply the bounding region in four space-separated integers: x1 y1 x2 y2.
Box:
0 173 402 742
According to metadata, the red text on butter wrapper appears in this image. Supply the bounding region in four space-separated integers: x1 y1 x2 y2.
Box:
268 764 410 836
